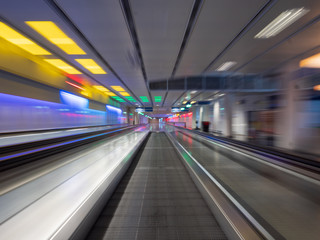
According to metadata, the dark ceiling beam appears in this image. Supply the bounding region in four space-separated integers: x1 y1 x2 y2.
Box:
119 0 154 106
170 0 204 78
161 0 203 107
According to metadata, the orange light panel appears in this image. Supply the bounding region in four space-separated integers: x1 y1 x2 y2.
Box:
300 53 320 68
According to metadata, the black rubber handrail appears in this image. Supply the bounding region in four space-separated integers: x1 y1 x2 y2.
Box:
174 126 320 174
0 125 143 171
0 125 132 155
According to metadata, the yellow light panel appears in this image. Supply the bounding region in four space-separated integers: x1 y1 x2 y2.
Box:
81 91 91 97
105 92 116 96
44 59 81 74
75 59 106 74
26 21 86 55
300 53 320 68
119 92 130 96
0 22 51 55
93 85 109 92
111 86 125 91
314 85 320 91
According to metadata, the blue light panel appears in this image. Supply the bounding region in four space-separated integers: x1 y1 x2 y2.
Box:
106 105 122 114
60 90 89 109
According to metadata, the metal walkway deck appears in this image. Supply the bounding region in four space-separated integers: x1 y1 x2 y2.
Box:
86 132 227 240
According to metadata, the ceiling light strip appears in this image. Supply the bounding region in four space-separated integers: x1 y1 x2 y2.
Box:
44 59 81 74
26 21 86 55
75 59 106 74
0 22 51 55
216 61 237 71
255 8 309 39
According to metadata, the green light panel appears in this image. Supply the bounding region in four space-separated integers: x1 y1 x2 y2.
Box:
112 96 126 102
139 96 149 102
125 96 137 102
154 96 162 102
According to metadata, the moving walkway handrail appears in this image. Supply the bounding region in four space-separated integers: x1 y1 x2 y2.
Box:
173 126 320 174
0 125 143 171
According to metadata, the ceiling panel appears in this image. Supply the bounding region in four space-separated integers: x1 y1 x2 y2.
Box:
191 91 217 102
131 0 194 81
175 0 268 77
208 0 320 74
163 90 185 107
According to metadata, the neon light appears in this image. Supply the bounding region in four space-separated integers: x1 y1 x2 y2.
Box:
60 90 88 109
65 81 85 91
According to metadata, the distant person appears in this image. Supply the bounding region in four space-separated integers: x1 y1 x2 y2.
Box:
195 120 199 130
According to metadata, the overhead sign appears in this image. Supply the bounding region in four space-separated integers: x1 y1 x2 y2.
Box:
198 101 211 105
135 107 144 112
145 107 153 112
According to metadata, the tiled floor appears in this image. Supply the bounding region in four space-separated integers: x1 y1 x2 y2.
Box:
86 133 227 240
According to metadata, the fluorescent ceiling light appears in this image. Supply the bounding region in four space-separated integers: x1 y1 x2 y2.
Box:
75 59 106 74
190 91 197 94
255 8 309 39
111 86 125 91
93 85 109 92
216 61 237 71
44 59 81 74
300 53 320 68
26 21 86 55
182 101 188 104
191 101 196 104
0 22 51 55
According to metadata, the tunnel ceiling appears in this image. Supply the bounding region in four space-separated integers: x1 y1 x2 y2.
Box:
0 0 320 110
